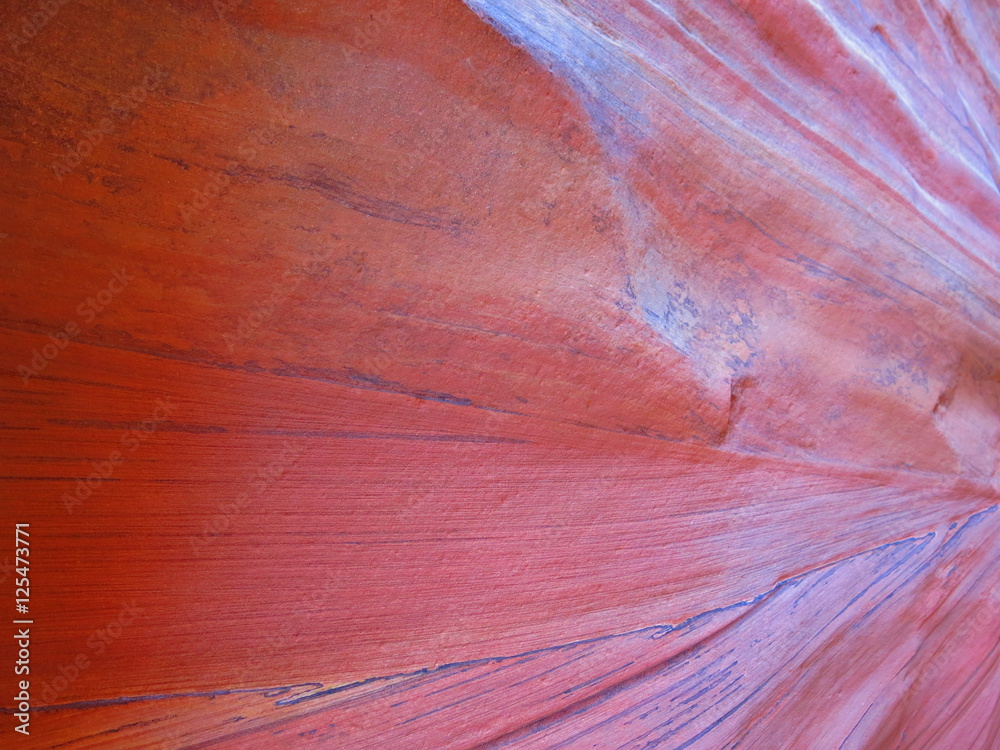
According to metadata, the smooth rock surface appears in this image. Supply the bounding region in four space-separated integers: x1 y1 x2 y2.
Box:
1 0 998 747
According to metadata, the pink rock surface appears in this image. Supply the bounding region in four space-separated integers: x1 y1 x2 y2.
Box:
1 0 998 747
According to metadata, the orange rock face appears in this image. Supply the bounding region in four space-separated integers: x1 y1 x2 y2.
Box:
1 0 998 747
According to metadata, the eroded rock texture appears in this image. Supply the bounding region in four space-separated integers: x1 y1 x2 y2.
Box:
1 0 998 747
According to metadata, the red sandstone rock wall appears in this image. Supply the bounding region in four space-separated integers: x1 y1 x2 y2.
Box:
1 0 998 747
